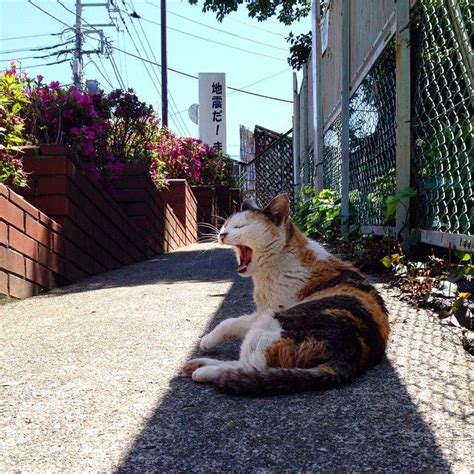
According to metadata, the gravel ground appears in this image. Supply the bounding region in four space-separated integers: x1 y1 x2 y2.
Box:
1 243 472 473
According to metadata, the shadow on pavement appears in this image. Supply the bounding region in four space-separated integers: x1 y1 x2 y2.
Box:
51 246 235 296
116 252 451 471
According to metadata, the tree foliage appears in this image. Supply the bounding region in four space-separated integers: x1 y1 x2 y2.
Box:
188 0 311 25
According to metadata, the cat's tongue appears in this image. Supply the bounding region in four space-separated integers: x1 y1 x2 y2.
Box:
237 245 252 273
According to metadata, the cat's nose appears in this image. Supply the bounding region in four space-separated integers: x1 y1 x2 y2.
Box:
219 232 228 242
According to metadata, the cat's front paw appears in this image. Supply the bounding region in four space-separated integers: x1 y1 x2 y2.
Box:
181 359 206 377
199 333 218 352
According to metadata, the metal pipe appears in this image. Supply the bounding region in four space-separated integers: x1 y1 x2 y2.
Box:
311 0 324 192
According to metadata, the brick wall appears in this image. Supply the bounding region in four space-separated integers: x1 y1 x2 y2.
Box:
1 146 241 299
160 180 199 245
0 184 79 298
112 164 187 253
19 152 149 271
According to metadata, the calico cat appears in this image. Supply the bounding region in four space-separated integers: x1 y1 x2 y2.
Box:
182 194 389 396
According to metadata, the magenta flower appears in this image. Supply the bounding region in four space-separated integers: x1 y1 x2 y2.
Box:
37 74 44 83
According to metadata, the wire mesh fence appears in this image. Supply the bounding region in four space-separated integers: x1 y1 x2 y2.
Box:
254 127 293 207
413 0 473 235
348 39 397 227
322 116 342 196
237 126 293 207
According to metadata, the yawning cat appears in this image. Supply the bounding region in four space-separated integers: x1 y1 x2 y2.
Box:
182 194 390 395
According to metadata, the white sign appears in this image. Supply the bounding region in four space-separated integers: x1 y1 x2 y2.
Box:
198 73 226 153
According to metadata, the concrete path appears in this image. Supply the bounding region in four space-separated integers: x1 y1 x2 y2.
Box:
1 243 472 472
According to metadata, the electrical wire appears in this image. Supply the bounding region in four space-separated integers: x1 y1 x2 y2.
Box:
27 0 73 30
0 32 62 41
0 49 75 62
88 56 114 89
133 15 286 62
144 0 287 52
170 68 290 117
12 58 71 69
108 45 292 103
116 0 186 135
128 0 190 135
224 15 286 38
0 39 75 55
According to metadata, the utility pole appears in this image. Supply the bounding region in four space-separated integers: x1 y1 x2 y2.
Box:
161 0 168 126
73 0 84 89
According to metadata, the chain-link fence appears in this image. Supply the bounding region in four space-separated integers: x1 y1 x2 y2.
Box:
413 0 473 235
349 40 397 227
322 116 342 196
238 126 293 207
291 0 472 250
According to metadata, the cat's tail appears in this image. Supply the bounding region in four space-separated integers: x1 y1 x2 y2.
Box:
214 362 356 396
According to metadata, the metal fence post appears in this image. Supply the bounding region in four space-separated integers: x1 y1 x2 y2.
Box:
395 0 411 238
312 0 324 193
293 73 301 201
301 64 310 186
340 0 350 235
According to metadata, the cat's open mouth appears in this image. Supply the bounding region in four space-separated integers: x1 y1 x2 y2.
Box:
236 245 253 273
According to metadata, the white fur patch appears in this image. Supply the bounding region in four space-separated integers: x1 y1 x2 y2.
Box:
308 239 331 260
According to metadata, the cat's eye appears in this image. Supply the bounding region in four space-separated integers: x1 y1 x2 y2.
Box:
233 224 246 229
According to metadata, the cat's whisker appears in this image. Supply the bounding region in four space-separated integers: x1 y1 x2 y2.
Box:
212 215 227 223
198 222 220 232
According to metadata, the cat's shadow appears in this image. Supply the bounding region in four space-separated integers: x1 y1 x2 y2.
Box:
116 251 453 472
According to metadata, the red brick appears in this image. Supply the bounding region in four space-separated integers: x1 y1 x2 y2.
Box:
23 156 71 175
9 191 40 219
39 143 72 156
25 196 69 216
36 175 69 195
51 232 65 256
0 196 24 230
25 215 52 248
9 227 38 259
39 213 62 233
8 274 39 299
25 258 56 289
0 184 8 197
0 246 25 277
0 270 7 295
38 244 64 275
0 221 6 245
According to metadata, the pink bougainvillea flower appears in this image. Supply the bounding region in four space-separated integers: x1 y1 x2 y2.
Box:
36 74 44 83
49 80 60 90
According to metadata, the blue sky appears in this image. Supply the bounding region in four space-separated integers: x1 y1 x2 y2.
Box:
0 0 309 158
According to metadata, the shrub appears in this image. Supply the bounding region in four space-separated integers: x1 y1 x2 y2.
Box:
0 62 29 187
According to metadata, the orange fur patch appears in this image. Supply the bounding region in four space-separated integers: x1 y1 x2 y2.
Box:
265 337 330 369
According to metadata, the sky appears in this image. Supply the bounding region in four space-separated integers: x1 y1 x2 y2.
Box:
0 0 309 159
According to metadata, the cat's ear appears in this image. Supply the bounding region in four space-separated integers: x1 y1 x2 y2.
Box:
241 199 259 211
263 194 290 226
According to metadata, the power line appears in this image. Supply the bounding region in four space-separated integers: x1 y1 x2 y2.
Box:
132 15 286 62
0 49 75 62
88 57 114 89
224 15 286 38
0 32 62 41
109 44 292 103
0 40 74 55
128 0 190 135
27 0 73 30
144 0 287 52
170 68 289 117
13 58 72 69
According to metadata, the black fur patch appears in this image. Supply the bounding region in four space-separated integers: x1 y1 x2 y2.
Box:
275 296 386 368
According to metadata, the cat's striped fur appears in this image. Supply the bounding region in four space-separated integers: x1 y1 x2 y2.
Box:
182 194 389 395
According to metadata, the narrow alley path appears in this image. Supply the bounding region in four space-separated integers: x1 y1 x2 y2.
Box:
1 243 471 472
